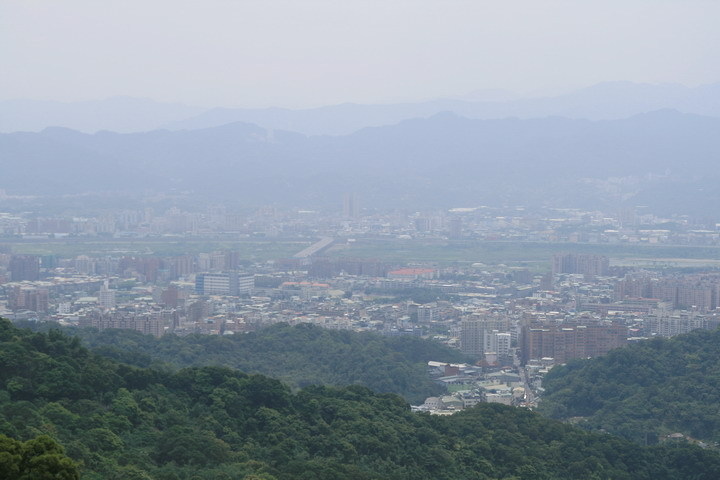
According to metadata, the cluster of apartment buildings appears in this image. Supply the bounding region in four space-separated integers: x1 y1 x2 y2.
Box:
2 200 720 367
3 247 717 367
2 201 720 247
413 362 527 414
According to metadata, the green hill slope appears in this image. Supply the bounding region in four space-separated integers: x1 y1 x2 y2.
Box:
539 327 720 444
2 319 720 479
58 322 466 403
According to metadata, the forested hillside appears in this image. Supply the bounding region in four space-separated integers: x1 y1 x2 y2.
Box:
48 322 466 403
3 319 720 479
539 327 720 444
0 434 79 479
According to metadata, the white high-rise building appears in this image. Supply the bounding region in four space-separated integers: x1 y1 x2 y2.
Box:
484 331 511 358
195 273 254 296
98 280 116 310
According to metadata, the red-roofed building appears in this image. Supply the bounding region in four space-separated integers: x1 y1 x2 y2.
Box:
387 268 437 281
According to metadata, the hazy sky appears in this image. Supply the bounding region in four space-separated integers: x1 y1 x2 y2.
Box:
2 0 719 108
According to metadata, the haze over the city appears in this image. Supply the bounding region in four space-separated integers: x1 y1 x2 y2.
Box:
6 3 720 480
2 0 720 213
2 0 719 108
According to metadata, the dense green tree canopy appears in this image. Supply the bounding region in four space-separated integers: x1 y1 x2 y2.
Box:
3 318 720 479
539 327 720 444
47 322 467 403
0 433 79 480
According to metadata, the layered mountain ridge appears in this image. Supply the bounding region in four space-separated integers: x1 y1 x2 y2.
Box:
2 109 719 213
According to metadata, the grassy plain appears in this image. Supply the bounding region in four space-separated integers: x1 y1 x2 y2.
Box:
3 236 720 270
327 239 720 270
0 238 310 260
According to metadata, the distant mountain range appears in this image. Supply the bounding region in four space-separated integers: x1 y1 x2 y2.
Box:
3 82 720 135
2 109 719 214
163 82 720 136
0 96 204 134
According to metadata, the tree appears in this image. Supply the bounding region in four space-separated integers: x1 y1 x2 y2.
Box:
0 434 79 480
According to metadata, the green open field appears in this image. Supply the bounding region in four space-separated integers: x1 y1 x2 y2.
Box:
3 236 720 270
326 239 720 270
0 238 310 260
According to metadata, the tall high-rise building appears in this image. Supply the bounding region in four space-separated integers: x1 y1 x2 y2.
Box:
161 286 180 308
448 217 462 239
484 330 512 358
414 217 431 232
10 255 40 281
460 315 511 358
343 193 359 218
460 318 484 356
417 304 435 324
98 281 116 310
521 320 627 365
9 286 48 312
552 253 609 276
74 255 95 275
195 272 254 296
